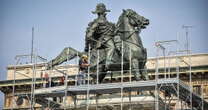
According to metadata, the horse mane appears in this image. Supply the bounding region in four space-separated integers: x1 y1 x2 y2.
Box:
116 9 134 31
116 11 125 29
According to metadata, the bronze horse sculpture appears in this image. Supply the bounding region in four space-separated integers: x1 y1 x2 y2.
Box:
114 9 149 80
47 9 149 83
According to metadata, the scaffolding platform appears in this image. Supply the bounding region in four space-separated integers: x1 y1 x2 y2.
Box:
17 78 208 109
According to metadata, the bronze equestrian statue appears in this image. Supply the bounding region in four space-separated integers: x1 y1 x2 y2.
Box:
47 3 149 83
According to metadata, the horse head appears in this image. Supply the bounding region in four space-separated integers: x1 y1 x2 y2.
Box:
123 9 149 29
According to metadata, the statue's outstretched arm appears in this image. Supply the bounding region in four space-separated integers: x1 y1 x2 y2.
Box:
47 47 83 69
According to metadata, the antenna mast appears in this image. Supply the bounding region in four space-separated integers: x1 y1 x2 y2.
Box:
31 27 34 63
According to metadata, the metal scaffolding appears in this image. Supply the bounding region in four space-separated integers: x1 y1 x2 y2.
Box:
11 39 208 110
12 54 47 110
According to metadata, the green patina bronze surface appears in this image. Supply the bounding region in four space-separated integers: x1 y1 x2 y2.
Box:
47 3 149 83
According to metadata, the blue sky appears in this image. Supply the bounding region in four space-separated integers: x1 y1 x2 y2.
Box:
0 0 208 108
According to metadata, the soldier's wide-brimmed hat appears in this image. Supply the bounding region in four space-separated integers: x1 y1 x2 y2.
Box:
92 3 110 14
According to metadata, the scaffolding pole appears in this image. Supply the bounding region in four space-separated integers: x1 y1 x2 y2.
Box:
155 45 159 110
64 71 68 110
64 48 70 110
75 52 79 86
176 53 180 110
12 58 20 110
202 84 204 110
31 55 37 110
87 45 91 110
129 47 132 110
119 41 124 110
183 25 193 110
97 50 99 85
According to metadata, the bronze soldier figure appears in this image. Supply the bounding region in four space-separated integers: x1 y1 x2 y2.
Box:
85 3 116 70
85 3 115 51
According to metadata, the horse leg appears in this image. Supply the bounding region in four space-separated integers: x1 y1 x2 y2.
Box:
139 60 148 80
99 64 107 83
47 47 82 69
138 48 148 80
132 59 142 81
89 62 106 84
99 73 107 83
